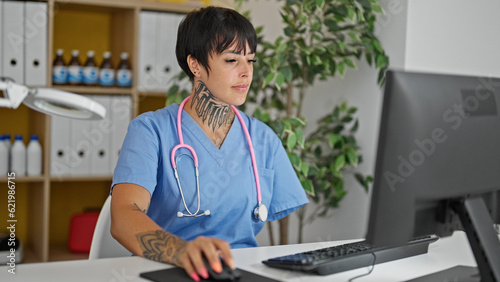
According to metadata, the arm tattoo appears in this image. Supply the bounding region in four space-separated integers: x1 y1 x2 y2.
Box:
191 81 233 131
136 230 187 265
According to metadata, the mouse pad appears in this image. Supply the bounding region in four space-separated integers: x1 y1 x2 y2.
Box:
140 267 281 282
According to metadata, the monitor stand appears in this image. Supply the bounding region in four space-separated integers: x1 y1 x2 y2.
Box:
409 197 500 282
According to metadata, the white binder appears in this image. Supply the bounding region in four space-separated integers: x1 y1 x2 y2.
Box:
24 1 48 86
138 11 159 91
50 115 71 178
69 117 92 176
156 12 177 92
2 1 25 84
110 96 132 174
173 13 191 91
89 95 112 176
0 1 3 77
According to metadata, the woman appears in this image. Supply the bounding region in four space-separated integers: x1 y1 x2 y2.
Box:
110 6 308 281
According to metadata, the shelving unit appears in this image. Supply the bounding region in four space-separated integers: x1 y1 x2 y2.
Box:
0 0 211 263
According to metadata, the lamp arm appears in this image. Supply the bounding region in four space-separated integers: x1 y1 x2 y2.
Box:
0 79 30 109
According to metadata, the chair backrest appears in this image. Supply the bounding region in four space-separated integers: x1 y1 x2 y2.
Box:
89 195 131 259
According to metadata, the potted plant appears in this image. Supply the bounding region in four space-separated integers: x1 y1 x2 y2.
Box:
168 0 389 245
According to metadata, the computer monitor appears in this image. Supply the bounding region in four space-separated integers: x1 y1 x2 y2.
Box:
365 70 500 281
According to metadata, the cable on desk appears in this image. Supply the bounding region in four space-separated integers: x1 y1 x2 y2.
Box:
347 252 377 282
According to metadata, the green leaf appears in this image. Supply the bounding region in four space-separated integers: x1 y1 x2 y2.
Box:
348 32 361 42
272 120 285 135
340 101 347 112
376 54 386 68
316 0 325 9
312 54 322 65
338 42 346 52
167 84 179 96
358 0 371 9
289 117 306 127
283 120 292 133
301 179 315 196
332 106 340 119
296 127 305 148
287 132 298 149
341 116 353 123
334 155 346 171
263 72 275 88
328 133 341 148
372 4 384 14
351 119 359 132
344 58 356 69
276 43 287 54
346 147 359 167
300 162 310 176
337 61 346 76
275 73 285 91
347 7 355 21
372 40 383 52
280 66 293 82
288 152 301 168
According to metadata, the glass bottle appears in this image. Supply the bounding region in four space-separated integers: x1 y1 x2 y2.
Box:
67 50 82 85
52 49 67 85
99 51 115 87
83 50 99 86
116 52 132 87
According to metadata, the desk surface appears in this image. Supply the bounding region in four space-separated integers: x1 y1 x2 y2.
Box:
0 231 480 282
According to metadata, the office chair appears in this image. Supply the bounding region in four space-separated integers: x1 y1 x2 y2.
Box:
89 195 131 259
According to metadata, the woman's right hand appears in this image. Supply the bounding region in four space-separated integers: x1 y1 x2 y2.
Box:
176 236 234 282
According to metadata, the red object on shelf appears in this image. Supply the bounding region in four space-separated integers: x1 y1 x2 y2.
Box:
68 211 100 253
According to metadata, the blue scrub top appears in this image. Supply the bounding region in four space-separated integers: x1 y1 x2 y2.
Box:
112 104 308 248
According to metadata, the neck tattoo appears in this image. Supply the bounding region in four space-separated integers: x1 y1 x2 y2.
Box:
191 81 233 132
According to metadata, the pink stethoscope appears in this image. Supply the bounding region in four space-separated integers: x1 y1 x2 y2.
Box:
170 96 268 222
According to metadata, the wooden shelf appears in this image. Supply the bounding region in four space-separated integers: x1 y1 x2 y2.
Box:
137 90 168 97
0 176 46 183
53 0 201 13
52 85 133 95
50 175 113 182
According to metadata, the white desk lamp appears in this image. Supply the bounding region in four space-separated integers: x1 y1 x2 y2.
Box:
0 78 106 120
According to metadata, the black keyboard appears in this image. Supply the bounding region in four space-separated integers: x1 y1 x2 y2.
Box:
262 236 439 276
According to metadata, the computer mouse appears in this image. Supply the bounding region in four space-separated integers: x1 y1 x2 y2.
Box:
203 257 241 281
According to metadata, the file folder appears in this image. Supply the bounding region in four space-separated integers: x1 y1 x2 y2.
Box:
0 1 3 77
89 95 112 176
173 13 191 91
24 1 48 86
157 12 177 92
50 115 71 178
69 118 91 176
2 1 25 83
110 96 132 173
138 11 159 91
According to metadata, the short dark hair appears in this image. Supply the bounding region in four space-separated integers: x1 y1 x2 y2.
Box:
176 6 257 81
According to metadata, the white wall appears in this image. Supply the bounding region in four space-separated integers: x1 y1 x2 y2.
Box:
405 0 500 77
243 0 500 246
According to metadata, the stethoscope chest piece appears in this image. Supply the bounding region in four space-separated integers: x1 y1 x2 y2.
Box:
254 202 268 222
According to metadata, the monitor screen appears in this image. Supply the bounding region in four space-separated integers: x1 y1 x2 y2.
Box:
365 70 500 279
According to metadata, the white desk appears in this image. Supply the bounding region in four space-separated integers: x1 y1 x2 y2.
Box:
0 231 482 282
